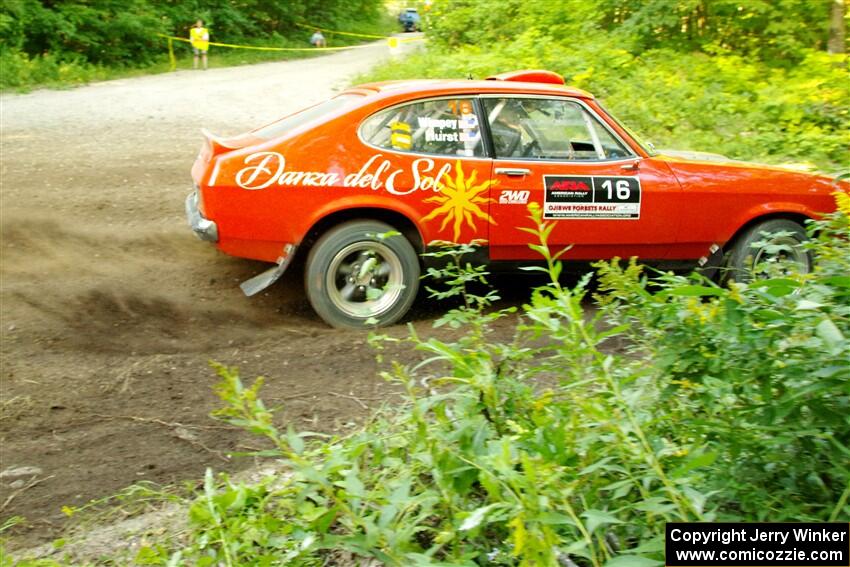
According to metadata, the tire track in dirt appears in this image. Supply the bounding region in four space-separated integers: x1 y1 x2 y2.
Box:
1 40 455 550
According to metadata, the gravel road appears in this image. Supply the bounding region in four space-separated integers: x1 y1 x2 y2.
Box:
0 37 475 551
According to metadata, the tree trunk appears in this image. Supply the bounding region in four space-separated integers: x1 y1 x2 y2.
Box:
828 0 846 54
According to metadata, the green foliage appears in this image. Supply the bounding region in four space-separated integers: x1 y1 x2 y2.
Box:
0 482 191 566
0 0 389 89
594 206 850 522
423 243 510 329
425 0 839 64
180 280 702 564
13 201 846 565
595 0 834 61
360 0 850 171
153 201 847 565
2 0 168 67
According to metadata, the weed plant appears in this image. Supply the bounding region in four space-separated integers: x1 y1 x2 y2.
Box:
593 195 850 522
111 198 849 566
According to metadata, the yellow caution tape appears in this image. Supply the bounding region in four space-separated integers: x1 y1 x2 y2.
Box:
388 36 427 49
156 30 425 71
293 21 388 40
294 22 427 44
157 33 378 52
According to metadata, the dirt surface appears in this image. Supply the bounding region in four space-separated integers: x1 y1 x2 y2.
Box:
0 37 525 551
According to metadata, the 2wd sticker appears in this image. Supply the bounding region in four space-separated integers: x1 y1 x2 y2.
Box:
543 175 640 219
499 190 530 204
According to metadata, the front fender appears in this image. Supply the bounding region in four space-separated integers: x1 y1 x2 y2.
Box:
727 201 820 242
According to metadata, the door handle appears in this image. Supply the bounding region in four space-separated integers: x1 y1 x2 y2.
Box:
494 167 531 177
620 159 641 171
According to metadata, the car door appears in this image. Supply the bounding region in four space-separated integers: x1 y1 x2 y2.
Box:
482 96 682 261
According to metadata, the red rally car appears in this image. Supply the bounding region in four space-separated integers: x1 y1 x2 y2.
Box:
186 70 844 328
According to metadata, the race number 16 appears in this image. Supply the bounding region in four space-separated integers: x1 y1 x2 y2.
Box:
602 179 631 200
595 177 640 203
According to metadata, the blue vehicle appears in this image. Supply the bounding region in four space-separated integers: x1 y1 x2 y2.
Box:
398 8 421 32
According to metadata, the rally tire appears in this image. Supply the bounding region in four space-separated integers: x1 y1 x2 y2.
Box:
305 220 420 329
722 218 811 283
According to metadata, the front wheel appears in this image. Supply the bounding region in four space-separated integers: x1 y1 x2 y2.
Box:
305 220 420 329
722 218 811 283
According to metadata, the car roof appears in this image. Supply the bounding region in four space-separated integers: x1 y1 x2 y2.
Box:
343 78 594 102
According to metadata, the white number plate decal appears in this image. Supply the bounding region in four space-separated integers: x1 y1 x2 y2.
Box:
543 175 641 219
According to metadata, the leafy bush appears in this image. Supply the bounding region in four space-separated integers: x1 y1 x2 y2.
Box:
164 233 702 565
423 0 838 64
105 197 848 566
594 200 850 521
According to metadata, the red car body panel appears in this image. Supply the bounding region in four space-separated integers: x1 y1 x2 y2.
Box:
190 75 842 267
661 158 837 254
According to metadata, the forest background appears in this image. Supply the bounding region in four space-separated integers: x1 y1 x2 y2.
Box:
2 0 848 171
360 0 849 171
0 0 390 86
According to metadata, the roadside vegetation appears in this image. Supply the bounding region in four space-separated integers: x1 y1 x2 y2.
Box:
167 203 850 566
360 0 850 172
0 0 392 90
8 198 847 565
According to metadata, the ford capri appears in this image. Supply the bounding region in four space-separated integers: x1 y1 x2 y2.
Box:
186 70 844 328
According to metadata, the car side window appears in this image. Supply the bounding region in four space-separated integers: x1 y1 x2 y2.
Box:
360 98 484 157
482 97 632 161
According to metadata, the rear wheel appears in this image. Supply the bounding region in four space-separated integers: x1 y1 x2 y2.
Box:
723 219 811 283
305 220 420 329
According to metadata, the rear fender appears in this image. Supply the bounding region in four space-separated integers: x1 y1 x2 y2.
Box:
304 197 425 250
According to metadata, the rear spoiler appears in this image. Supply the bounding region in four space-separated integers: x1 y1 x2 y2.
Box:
201 128 242 159
485 70 565 85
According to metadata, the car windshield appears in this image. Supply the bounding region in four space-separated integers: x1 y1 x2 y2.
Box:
595 101 656 156
252 94 361 140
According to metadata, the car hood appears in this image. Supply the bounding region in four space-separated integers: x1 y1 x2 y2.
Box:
655 149 736 163
655 149 844 184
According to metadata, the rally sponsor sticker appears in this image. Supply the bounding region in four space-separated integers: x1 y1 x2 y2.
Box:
543 175 641 219
499 189 530 204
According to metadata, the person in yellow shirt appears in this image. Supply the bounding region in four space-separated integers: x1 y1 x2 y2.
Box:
189 20 209 70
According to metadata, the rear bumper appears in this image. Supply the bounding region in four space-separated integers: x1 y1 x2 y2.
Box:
185 190 218 242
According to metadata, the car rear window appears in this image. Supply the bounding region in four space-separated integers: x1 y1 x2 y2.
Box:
252 94 361 140
360 97 485 157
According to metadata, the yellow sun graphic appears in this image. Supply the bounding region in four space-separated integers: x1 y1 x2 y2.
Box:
421 160 497 242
